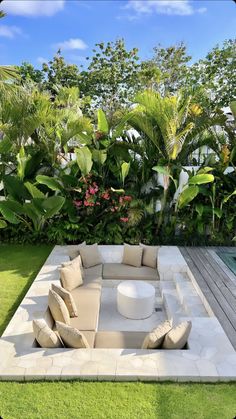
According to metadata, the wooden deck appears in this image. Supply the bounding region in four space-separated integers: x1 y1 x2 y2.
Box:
180 246 236 350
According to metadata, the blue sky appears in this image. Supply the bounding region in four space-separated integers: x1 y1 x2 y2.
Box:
0 0 235 68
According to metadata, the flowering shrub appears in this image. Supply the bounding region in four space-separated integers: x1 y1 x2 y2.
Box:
73 176 133 224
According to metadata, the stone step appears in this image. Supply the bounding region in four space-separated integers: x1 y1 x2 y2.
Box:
162 291 186 320
159 281 176 298
182 296 208 317
175 278 198 304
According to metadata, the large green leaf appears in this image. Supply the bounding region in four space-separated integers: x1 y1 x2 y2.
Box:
41 196 65 219
0 219 7 228
0 200 23 224
230 101 236 119
197 167 213 174
23 202 40 230
121 161 130 185
178 185 199 209
92 149 107 165
97 109 109 134
24 182 45 199
4 176 29 201
17 147 31 181
0 137 12 154
152 166 170 176
189 174 214 185
36 175 62 191
223 190 236 204
76 147 93 177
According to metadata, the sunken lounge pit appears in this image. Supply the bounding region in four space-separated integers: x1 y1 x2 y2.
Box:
0 245 236 382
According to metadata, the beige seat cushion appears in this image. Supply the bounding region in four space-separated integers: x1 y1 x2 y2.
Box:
95 331 147 349
140 244 159 269
103 263 158 281
162 321 192 349
59 262 83 291
79 244 102 268
33 319 63 348
48 289 70 325
70 287 101 331
141 320 172 349
51 284 78 318
122 244 143 267
56 321 91 348
61 255 84 279
67 242 86 260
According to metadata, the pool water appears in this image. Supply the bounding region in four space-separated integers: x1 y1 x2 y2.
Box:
217 251 236 275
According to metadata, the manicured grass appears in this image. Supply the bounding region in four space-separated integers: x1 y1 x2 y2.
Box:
0 244 52 336
0 245 236 419
0 381 236 419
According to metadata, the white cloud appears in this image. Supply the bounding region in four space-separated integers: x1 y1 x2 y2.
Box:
0 25 22 39
54 38 88 51
124 0 206 16
2 0 65 17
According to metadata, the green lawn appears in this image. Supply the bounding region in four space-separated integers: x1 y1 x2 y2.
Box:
0 244 52 336
0 245 236 419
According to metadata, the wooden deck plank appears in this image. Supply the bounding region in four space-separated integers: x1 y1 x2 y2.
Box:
195 247 236 311
204 248 236 298
180 247 236 350
184 247 236 323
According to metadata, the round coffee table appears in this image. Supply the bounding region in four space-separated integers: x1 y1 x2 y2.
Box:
117 280 155 320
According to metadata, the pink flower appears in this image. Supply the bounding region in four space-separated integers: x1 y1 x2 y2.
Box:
119 197 124 204
74 200 82 207
101 192 110 200
120 217 129 222
92 182 99 192
124 195 132 202
96 202 101 206
89 186 96 195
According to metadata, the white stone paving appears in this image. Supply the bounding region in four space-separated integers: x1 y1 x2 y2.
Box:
0 245 236 382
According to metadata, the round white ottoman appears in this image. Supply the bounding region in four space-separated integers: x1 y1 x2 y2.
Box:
117 280 155 320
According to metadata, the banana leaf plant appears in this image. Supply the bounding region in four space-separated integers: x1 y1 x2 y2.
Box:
0 178 65 232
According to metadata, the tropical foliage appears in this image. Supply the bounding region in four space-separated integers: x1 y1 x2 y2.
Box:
0 36 235 245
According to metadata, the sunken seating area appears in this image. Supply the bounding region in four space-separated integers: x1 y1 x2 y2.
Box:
32 243 192 351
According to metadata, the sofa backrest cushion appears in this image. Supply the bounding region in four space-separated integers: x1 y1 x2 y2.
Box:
51 283 78 318
61 254 85 280
59 261 83 291
141 320 172 349
140 244 159 269
79 244 102 268
162 321 192 349
48 289 70 325
67 241 86 260
122 243 143 267
56 321 90 348
33 319 63 348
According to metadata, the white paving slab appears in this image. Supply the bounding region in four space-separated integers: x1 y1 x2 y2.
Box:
0 245 235 382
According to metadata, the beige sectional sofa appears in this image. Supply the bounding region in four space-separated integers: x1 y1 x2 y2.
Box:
34 244 191 350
